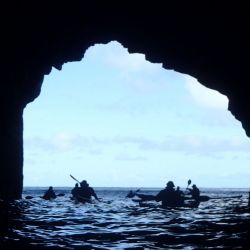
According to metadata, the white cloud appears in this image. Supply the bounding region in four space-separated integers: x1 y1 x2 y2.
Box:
94 100 147 116
50 131 77 150
24 133 109 153
115 154 147 161
25 131 250 158
184 75 228 109
113 135 250 156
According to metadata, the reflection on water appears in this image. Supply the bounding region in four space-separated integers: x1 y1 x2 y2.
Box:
1 188 250 249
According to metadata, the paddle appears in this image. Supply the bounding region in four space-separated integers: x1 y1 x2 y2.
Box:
126 188 141 198
186 179 191 190
25 195 34 200
57 193 65 197
70 174 81 184
183 179 192 196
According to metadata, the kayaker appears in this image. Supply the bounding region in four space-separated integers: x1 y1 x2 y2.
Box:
188 184 200 201
155 181 182 208
42 186 56 200
175 186 185 205
71 183 79 198
75 180 100 202
176 186 184 196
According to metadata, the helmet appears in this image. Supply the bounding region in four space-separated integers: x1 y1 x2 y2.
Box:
80 180 88 187
166 181 175 187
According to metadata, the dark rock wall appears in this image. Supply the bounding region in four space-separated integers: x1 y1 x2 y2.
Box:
0 103 24 199
0 2 249 199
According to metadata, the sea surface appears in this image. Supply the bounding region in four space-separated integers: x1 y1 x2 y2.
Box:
1 187 250 249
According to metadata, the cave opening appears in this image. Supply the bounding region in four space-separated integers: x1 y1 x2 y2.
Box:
23 41 250 189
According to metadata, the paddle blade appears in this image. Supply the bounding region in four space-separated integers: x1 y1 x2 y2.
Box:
25 195 33 199
188 179 191 186
70 174 80 184
57 193 65 197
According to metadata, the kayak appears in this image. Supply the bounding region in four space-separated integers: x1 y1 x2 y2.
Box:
134 194 242 203
184 195 242 202
70 196 92 203
24 193 65 200
184 195 210 202
136 193 156 201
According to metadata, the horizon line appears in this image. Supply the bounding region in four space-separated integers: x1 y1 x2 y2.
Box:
23 186 249 189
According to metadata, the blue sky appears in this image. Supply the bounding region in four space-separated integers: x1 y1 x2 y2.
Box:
23 41 250 188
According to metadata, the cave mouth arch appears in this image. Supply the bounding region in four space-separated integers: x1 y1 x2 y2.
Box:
23 41 250 189
1 2 249 201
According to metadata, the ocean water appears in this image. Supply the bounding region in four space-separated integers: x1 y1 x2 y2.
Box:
1 187 250 249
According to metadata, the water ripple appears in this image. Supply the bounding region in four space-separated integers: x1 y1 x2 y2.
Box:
1 188 249 249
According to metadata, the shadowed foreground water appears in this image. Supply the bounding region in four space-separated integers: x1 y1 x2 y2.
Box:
1 188 250 249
